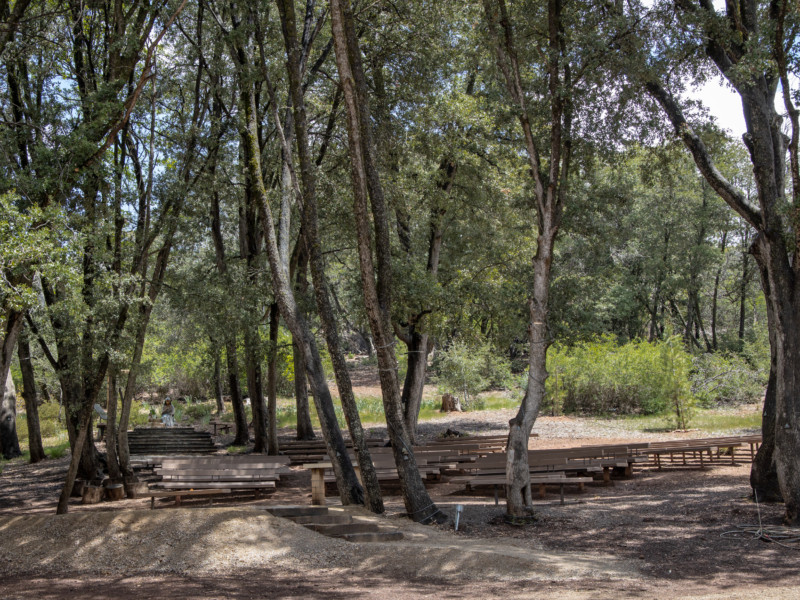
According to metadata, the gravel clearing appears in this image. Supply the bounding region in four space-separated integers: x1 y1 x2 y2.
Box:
2 404 797 599
0 505 638 583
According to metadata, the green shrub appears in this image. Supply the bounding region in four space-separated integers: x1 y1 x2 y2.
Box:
691 350 768 406
548 336 696 416
433 340 512 408
658 336 695 430
37 402 66 438
181 402 214 421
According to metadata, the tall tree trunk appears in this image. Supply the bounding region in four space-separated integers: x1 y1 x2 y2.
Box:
276 0 382 512
483 0 571 518
401 329 430 441
231 33 362 504
638 0 800 522
506 231 556 514
267 302 280 455
329 0 437 521
17 326 44 463
291 248 315 441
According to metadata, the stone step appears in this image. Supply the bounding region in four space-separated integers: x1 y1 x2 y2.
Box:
264 505 329 518
289 514 353 526
334 530 404 542
306 522 378 536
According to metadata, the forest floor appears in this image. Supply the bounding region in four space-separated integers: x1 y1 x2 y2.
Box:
0 373 797 599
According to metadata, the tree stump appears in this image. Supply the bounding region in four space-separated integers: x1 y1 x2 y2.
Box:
105 483 125 501
124 481 150 499
440 394 462 412
81 485 103 504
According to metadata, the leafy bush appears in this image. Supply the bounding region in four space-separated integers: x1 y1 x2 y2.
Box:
547 336 696 416
691 349 768 406
37 402 66 438
658 336 695 430
181 402 214 421
433 340 512 408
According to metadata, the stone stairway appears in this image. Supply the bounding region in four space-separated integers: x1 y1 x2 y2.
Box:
127 427 216 455
265 505 404 542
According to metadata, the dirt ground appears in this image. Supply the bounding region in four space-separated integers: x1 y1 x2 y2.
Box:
1 404 798 599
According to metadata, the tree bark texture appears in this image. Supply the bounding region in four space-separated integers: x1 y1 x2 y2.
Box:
291 247 315 441
105 371 121 481
17 327 44 463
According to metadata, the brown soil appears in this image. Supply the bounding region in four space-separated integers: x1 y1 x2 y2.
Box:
1 404 797 598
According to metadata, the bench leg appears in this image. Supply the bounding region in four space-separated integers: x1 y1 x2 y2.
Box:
494 485 499 506
560 484 564 506
151 496 155 510
175 495 182 507
539 483 546 499
603 467 611 485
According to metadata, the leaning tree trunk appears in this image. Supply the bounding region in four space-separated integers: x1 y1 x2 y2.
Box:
56 406 92 514
275 0 384 513
18 327 45 463
234 63 362 504
329 0 439 522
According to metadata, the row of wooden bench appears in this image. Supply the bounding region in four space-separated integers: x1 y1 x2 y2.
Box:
144 433 761 508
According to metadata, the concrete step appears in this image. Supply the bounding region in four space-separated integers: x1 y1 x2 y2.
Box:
289 514 353 526
334 530 404 542
264 505 329 518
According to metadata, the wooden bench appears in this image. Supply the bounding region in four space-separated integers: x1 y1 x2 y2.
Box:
209 420 232 436
150 456 289 502
149 488 231 508
452 473 594 505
